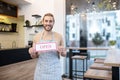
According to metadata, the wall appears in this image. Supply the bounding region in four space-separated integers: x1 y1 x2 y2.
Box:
19 0 54 46
0 16 25 49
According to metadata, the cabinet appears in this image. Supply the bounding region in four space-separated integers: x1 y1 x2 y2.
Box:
0 48 32 66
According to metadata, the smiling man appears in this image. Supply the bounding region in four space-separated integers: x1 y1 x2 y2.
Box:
28 13 66 80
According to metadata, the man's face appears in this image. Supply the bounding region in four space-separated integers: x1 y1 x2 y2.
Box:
43 16 54 31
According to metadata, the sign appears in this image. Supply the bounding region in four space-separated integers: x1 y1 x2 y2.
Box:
35 42 57 52
0 1 18 17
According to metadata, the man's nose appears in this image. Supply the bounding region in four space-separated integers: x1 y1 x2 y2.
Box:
46 21 51 24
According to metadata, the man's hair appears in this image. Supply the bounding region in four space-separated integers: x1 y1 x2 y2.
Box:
42 13 55 22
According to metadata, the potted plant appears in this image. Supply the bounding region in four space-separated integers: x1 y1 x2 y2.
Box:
109 40 116 48
92 32 104 47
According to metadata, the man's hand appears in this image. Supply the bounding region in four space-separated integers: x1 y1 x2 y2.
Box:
57 46 66 57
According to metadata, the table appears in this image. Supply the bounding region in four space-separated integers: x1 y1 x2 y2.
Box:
104 48 120 80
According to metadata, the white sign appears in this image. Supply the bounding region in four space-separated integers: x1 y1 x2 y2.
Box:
35 42 57 52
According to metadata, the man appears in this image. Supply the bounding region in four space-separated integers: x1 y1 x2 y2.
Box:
29 13 66 80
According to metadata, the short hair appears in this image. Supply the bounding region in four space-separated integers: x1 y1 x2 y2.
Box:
42 13 55 22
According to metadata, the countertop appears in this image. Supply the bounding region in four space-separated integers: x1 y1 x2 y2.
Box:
0 47 29 51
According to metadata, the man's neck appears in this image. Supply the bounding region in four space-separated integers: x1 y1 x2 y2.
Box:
43 30 53 35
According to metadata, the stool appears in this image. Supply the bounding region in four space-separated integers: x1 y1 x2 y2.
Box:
94 58 105 64
71 55 88 79
84 69 112 80
90 63 112 71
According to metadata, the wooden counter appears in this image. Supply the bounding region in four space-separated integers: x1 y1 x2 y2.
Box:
67 47 109 50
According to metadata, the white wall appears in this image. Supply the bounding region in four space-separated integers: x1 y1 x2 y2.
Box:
19 0 66 74
53 0 66 75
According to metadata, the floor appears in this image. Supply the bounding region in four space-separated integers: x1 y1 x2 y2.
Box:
0 59 37 80
0 58 89 80
0 50 108 80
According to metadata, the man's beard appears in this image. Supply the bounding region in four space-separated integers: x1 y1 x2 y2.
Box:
43 25 53 31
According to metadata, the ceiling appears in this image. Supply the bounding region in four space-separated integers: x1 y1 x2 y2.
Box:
66 0 120 14
1 0 120 14
1 0 31 6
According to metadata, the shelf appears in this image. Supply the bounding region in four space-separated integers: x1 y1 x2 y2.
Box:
0 31 18 33
23 24 43 27
23 26 33 28
0 22 11 25
0 22 17 32
32 14 41 18
32 24 43 27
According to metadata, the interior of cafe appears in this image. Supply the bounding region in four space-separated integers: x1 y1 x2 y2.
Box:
0 0 120 80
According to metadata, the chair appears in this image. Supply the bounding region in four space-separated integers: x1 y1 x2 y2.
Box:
68 49 90 80
71 55 88 79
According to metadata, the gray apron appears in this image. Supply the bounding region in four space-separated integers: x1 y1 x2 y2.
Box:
34 31 62 80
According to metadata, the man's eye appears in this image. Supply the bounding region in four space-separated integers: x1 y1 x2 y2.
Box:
44 20 53 23
45 20 48 22
49 20 53 23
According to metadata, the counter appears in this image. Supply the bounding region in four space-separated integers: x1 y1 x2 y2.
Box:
0 47 27 51
0 47 32 66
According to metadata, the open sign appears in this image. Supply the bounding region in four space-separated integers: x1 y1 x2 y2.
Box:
35 42 57 52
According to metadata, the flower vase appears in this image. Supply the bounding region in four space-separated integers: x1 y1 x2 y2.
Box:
110 45 116 49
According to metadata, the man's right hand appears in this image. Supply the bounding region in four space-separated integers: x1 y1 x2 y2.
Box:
29 47 38 58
